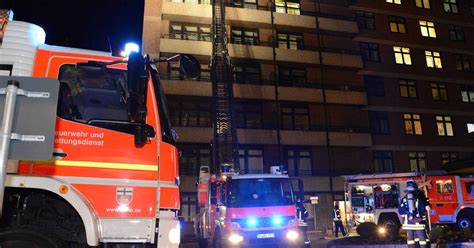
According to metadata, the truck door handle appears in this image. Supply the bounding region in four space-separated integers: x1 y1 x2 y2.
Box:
53 152 67 158
436 203 443 207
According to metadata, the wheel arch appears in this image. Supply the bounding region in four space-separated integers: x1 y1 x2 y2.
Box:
378 212 401 227
5 175 100 246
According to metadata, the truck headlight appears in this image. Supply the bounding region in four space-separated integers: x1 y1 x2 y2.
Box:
169 225 180 244
286 230 299 241
228 233 244 244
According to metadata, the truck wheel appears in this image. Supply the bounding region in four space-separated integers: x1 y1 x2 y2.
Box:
457 213 474 231
0 226 65 248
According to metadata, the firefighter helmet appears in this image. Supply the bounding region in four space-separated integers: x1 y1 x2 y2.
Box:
405 179 418 192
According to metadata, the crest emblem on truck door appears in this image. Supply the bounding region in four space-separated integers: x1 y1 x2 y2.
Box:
116 187 133 206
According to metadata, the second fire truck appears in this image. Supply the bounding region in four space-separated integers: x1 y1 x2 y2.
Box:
343 172 474 232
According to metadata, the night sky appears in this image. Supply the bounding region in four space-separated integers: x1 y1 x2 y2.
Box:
0 0 144 55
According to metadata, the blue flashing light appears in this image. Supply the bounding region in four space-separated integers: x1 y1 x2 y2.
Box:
124 42 140 56
247 218 258 227
272 216 283 226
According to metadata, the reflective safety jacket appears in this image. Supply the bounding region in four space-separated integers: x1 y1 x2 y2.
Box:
398 190 430 230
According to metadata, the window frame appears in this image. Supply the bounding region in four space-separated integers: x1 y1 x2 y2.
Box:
442 152 458 165
386 0 402 4
404 113 423 135
360 42 381 62
275 0 301 15
456 55 471 72
279 66 307 87
234 63 261 84
408 151 427 172
286 146 312 176
431 82 448 101
235 101 264 129
169 22 211 41
168 99 212 127
238 146 264 173
393 46 412 65
281 104 310 130
460 85 474 103
231 27 259 45
373 151 393 173
277 32 304 50
444 0 458 13
399 79 417 98
415 0 431 9
425 50 442 69
419 20 437 38
436 115 454 137
389 16 407 33
448 25 465 41
356 11 376 30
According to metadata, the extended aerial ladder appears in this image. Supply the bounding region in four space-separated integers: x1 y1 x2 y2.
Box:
211 0 239 174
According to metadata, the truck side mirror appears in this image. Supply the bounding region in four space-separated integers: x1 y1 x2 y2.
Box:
127 52 148 121
179 54 201 80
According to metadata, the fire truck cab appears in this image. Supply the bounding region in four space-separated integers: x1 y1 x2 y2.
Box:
0 10 197 247
344 172 474 231
196 166 307 247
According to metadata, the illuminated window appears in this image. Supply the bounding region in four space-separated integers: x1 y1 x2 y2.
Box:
449 25 464 41
356 11 375 30
404 113 422 135
431 83 448 101
436 115 454 136
419 20 436 38
360 43 380 62
393 46 412 65
416 0 430 9
170 23 211 41
232 0 257 9
456 55 471 71
425 51 442 69
444 0 458 13
277 33 303 50
436 179 453 193
399 79 417 98
409 152 427 172
389 16 406 33
467 122 474 133
442 152 457 165
275 0 300 15
386 0 401 4
460 86 474 103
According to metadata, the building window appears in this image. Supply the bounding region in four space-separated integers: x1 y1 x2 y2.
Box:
431 83 448 101
448 25 464 41
168 100 211 127
279 67 306 86
419 20 436 38
356 11 375 30
232 0 257 9
170 23 211 41
168 61 210 81
409 152 427 172
234 64 261 84
239 147 263 173
471 0 474 15
373 151 393 172
370 112 390 134
436 115 454 136
467 122 474 133
286 147 312 176
393 46 412 65
461 86 474 103
235 102 263 129
416 0 430 9
179 145 211 176
442 152 458 165
399 79 417 98
277 33 303 50
360 43 380 62
425 51 442 69
172 0 211 4
386 0 401 4
275 0 300 15
404 113 423 135
389 16 406 33
444 0 458 13
281 105 309 130
456 55 471 71
231 28 259 45
364 76 385 97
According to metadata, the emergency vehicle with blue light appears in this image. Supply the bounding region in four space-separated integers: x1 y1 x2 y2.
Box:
0 9 189 247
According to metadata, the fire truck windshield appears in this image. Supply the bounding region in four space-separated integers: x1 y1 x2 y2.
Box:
227 178 295 208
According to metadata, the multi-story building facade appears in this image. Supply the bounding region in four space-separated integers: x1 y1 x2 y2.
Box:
352 0 474 174
142 0 474 233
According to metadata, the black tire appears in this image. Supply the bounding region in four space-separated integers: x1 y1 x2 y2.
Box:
0 226 65 248
457 212 474 231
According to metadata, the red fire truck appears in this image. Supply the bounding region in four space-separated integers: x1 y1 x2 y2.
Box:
0 10 198 247
196 166 308 247
343 172 474 231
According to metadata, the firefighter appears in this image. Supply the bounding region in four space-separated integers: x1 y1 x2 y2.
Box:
333 202 346 237
398 179 431 248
